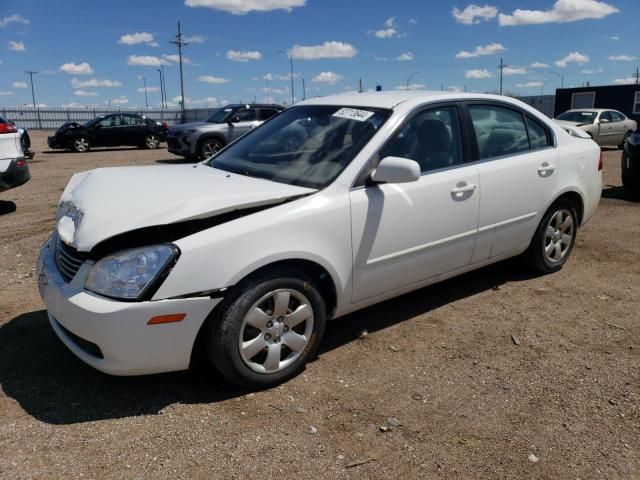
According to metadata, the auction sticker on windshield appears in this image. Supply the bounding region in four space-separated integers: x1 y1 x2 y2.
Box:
332 108 375 122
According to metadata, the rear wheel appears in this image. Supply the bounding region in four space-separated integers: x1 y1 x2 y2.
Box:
526 199 578 273
199 138 224 160
71 137 90 153
143 134 160 149
206 268 326 389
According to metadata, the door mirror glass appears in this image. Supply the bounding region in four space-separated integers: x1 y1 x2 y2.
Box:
370 156 420 184
599 117 609 124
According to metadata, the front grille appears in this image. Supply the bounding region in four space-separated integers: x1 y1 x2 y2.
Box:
54 237 88 282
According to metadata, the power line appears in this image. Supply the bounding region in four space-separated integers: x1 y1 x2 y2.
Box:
170 21 189 115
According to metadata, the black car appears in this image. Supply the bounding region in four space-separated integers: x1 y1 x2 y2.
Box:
622 129 640 190
47 113 169 152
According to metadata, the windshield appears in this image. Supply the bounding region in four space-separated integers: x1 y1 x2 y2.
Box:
205 108 232 123
208 105 391 189
557 111 597 124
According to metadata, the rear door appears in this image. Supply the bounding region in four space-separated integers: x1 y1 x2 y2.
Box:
467 102 558 261
595 111 615 145
608 111 627 144
122 114 146 145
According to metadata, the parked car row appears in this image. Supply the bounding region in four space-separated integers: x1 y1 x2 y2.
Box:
554 108 636 148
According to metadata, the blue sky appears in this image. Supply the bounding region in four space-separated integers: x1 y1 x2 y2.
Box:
0 0 638 109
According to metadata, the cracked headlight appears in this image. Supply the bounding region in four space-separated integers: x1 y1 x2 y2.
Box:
85 245 179 300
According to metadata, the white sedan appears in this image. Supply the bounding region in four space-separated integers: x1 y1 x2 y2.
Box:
37 92 602 388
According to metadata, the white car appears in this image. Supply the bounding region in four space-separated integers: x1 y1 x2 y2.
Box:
0 116 30 193
37 92 602 388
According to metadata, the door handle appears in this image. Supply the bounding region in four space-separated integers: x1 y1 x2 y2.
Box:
450 182 476 199
538 162 555 177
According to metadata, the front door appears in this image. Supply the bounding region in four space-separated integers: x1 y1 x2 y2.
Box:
93 114 124 147
228 108 261 141
350 105 480 302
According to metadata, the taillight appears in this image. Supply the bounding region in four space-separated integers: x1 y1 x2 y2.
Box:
598 149 604 171
162 122 169 130
16 159 27 167
0 122 18 134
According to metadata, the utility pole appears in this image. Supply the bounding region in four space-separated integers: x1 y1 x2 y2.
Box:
142 76 149 109
161 64 168 108
170 21 189 115
406 71 419 90
359 78 363 93
302 78 306 100
157 68 165 109
25 70 41 129
634 66 639 84
497 57 508 95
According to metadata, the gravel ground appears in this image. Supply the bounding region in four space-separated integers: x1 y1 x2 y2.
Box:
0 132 638 479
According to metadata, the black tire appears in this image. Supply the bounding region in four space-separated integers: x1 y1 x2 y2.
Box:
143 133 160 149
71 136 90 153
199 138 224 160
619 131 632 150
206 268 326 389
526 198 578 274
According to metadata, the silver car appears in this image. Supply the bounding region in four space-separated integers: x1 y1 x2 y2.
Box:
554 108 637 148
167 104 283 160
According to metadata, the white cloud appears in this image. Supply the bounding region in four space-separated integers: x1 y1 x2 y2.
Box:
0 14 29 28
127 55 170 66
184 34 206 43
516 81 544 88
191 97 219 105
162 54 194 64
373 17 404 38
74 90 99 97
60 62 94 74
555 51 589 67
118 32 156 46
13 81 28 88
499 0 619 26
62 102 87 108
608 35 620 40
581 68 603 74
447 86 463 92
71 78 123 88
396 52 414 61
409 18 418 25
0 91 13 96
503 66 527 75
288 41 357 60
8 40 26 52
185 0 305 15
312 71 343 85
608 55 636 62
112 95 129 105
137 86 160 93
226 50 263 62
529 62 549 68
394 83 426 90
452 4 498 24
456 42 505 59
197 75 230 84
465 69 494 79
613 77 637 85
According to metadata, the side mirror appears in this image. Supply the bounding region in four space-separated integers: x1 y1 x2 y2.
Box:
370 156 421 184
599 118 609 124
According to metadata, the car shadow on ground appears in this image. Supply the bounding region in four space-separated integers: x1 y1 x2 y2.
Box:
42 147 143 155
602 185 640 203
0 200 17 215
0 259 538 425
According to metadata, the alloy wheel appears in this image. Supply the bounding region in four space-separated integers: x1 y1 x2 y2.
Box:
238 288 314 374
202 141 222 160
146 134 159 149
544 208 574 263
74 138 89 152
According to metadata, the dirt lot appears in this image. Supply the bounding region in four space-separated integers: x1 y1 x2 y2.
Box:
0 131 638 479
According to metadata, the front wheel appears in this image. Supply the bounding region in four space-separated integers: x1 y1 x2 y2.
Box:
71 137 90 153
526 199 578 273
143 134 160 149
199 138 224 160
207 269 326 389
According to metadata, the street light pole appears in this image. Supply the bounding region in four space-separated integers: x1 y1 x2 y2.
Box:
406 71 419 90
302 78 306 100
142 76 149 109
278 50 295 105
25 70 41 129
157 68 165 109
549 70 564 88
497 57 508 95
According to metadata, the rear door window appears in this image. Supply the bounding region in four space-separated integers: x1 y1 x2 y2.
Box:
525 115 552 150
260 109 280 121
468 105 530 159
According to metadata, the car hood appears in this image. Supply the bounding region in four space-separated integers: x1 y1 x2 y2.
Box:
55 122 85 134
57 164 316 251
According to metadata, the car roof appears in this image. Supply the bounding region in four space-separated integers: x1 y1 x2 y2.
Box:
296 91 526 110
224 103 283 109
563 108 615 113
